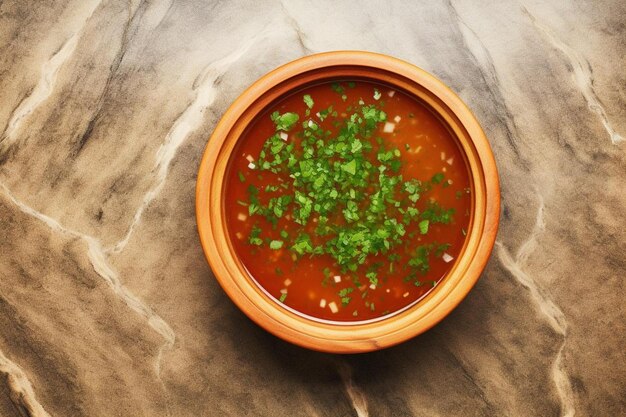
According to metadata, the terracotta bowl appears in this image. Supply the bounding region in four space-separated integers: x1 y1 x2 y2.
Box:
196 51 499 353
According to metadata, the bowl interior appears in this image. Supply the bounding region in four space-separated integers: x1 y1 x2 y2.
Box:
222 76 475 326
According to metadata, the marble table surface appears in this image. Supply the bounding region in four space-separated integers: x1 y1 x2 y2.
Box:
1 1 624 416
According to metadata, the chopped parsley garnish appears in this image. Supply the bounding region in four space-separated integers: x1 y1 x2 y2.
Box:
271 111 299 131
338 287 354 306
303 94 314 109
269 240 284 250
242 83 458 313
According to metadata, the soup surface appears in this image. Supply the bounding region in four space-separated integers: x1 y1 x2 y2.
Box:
224 80 471 321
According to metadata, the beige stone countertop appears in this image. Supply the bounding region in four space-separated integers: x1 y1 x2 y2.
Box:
0 1 624 416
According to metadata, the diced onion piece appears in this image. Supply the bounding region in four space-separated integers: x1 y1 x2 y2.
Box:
440 152 446 161
329 302 339 313
319 299 326 308
246 154 254 162
394 115 401 123
237 213 247 221
333 275 341 283
308 119 317 128
284 279 292 287
280 132 288 141
280 288 288 294
386 288 391 293
235 232 243 240
411 145 422 154
388 90 396 97
383 122 395 133
247 162 255 169
403 292 410 298
369 284 376 290
447 157 454 165
442 253 454 263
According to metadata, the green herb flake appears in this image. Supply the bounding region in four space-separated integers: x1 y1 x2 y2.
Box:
240 90 458 312
279 292 287 302
418 219 429 235
269 240 284 250
303 94 314 109
331 83 345 95
341 159 357 175
338 287 354 306
271 111 299 131
248 225 263 246
431 172 445 184
238 171 246 182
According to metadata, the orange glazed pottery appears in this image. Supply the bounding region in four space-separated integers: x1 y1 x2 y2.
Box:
196 51 500 353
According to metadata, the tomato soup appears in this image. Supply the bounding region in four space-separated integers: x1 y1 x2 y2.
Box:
224 80 471 322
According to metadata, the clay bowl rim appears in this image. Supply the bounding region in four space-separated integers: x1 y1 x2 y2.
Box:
196 51 500 353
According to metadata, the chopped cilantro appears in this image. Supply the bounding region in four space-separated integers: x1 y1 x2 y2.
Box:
431 172 445 184
331 83 345 95
248 225 263 246
242 83 459 312
418 219 429 235
341 159 357 175
303 94 314 109
338 287 354 306
271 111 299 131
269 240 284 250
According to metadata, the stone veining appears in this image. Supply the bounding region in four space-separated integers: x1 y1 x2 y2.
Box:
109 34 265 254
496 195 575 417
1 2 624 415
0 0 103 155
0 348 52 417
338 361 369 417
73 0 145 155
522 6 624 145
448 0 523 158
0 182 175 376
279 0 313 54
0 34 79 153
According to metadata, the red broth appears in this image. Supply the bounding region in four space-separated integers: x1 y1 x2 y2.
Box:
224 80 471 322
